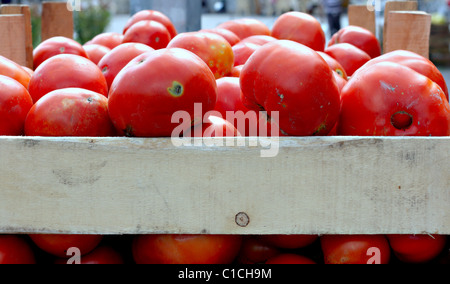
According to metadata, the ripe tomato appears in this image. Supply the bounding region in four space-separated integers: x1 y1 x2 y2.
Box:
122 20 172 50
28 54 108 103
98 42 154 89
25 88 116 137
321 235 391 264
387 235 448 264
29 234 103 258
33 36 89 69
338 61 450 136
54 245 125 265
271 11 326 52
325 43 371 77
265 254 317 264
83 44 111 65
333 71 348 93
88 32 124 50
123 10 177 39
200 28 241 46
328 25 382 59
187 115 242 138
217 18 271 40
355 50 449 100
215 77 253 119
240 40 340 136
318 51 348 80
239 35 277 46
0 235 36 264
0 75 33 136
108 48 217 137
230 65 244 78
0 55 32 89
235 236 281 264
167 31 234 79
258 235 319 250
132 234 243 264
232 42 261 67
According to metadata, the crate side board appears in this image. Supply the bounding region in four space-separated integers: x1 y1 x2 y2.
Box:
0 136 448 235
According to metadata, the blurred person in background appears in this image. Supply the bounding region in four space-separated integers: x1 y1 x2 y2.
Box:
322 0 343 37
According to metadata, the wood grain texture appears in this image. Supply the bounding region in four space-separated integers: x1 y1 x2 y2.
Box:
0 15 27 66
383 1 418 52
0 137 448 235
41 2 74 41
348 5 376 36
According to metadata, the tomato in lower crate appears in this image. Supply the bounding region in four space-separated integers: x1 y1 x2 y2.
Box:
200 28 241 47
328 25 382 59
28 54 108 103
265 254 317 264
122 20 172 50
324 43 371 77
0 55 32 89
33 36 89 69
123 10 178 39
132 234 243 264
337 61 450 136
54 245 125 265
83 44 111 65
235 236 281 264
0 75 34 136
387 235 448 264
87 32 124 50
257 235 319 250
320 235 391 264
0 235 36 264
25 88 116 137
29 234 103 259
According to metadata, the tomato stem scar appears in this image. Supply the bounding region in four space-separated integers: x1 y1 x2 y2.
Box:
168 81 184 97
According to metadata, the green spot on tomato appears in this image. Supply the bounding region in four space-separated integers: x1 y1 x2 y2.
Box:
168 81 184 97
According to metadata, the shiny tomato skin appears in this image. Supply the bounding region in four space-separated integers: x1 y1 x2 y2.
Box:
0 235 36 264
200 28 241 46
0 55 32 89
33 36 89 69
387 235 448 264
232 42 261 67
230 65 244 78
108 48 217 137
321 235 391 264
271 11 326 52
318 51 348 80
122 20 172 50
328 25 381 59
88 32 124 50
258 235 319 250
28 54 108 103
356 50 449 100
338 61 450 136
0 75 34 136
29 234 103 258
215 77 252 116
266 254 317 264
25 88 116 137
240 35 278 46
187 115 241 138
132 234 243 264
240 40 340 136
54 245 125 265
83 44 111 65
167 31 234 79
98 42 154 89
217 18 271 40
325 43 371 77
236 236 281 264
123 10 177 39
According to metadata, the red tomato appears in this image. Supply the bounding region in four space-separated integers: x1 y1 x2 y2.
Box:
200 28 241 46
325 43 371 77
258 235 318 250
25 88 116 137
132 234 243 264
230 65 244 78
108 48 217 137
21 66 34 77
338 61 450 136
83 44 111 65
167 31 234 79
123 10 177 39
98 42 154 89
240 40 341 136
0 75 33 135
356 50 449 100
0 235 36 264
271 11 326 52
318 51 348 80
29 234 103 258
33 36 89 69
265 254 317 264
88 32 124 50
54 245 125 265
122 20 172 50
321 235 391 264
28 54 108 103
215 77 252 117
0 55 32 89
387 235 448 264
187 115 242 138
217 18 271 39
328 26 381 59
232 42 261 67
239 35 277 46
236 236 281 264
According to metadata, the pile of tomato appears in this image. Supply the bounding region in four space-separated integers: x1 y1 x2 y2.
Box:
0 10 449 264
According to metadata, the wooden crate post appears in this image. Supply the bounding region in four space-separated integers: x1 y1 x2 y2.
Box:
384 11 432 59
0 15 27 67
41 1 74 41
0 5 33 69
383 1 418 53
347 5 377 36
